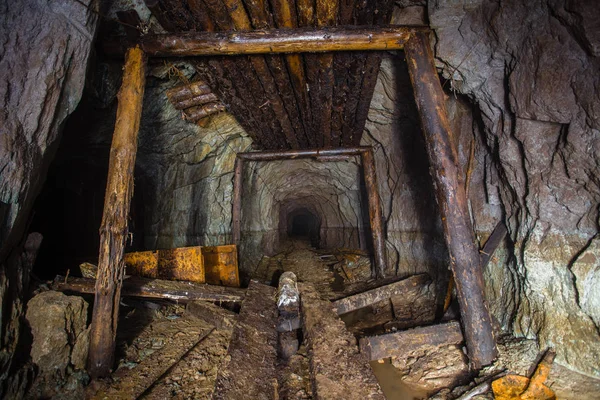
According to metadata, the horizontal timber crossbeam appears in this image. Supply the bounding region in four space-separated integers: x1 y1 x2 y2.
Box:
107 26 429 57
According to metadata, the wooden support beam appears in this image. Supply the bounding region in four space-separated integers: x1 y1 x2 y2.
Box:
361 148 386 278
237 146 369 160
359 321 463 361
87 46 146 378
232 157 243 245
213 281 279 399
300 283 384 399
332 274 429 315
404 32 497 368
105 26 427 57
53 276 246 303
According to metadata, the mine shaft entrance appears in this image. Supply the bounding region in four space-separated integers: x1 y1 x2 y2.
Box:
287 208 321 247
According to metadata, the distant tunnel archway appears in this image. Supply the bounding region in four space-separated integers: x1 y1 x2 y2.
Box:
286 207 321 246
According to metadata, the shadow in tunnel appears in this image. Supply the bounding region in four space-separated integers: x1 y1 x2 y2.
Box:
286 207 321 248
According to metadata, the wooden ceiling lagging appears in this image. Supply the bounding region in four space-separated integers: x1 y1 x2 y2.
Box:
145 0 395 149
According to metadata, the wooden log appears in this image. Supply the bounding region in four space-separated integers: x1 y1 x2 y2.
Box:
300 283 384 399
88 323 214 399
237 146 368 160
123 26 425 57
166 81 213 103
405 32 497 368
361 148 386 278
183 102 226 121
332 274 429 315
213 281 279 399
222 0 301 149
173 93 219 109
144 0 178 31
87 46 146 378
232 157 243 245
186 0 216 31
480 221 508 266
53 276 246 303
277 271 300 332
359 321 463 361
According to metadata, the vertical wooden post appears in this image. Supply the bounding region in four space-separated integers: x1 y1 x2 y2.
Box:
404 32 497 368
87 46 146 378
232 157 243 245
361 148 386 278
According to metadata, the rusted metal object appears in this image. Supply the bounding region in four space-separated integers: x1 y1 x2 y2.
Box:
359 321 463 362
123 245 240 287
233 147 387 277
202 245 240 287
300 283 384 399
332 274 430 315
88 46 147 378
105 26 428 57
405 31 497 368
213 281 279 399
492 350 556 400
124 247 204 283
53 276 246 303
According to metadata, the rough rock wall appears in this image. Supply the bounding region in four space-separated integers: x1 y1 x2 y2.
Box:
0 0 97 393
428 0 600 376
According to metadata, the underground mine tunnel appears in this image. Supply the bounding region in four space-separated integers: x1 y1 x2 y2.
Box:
1 0 600 399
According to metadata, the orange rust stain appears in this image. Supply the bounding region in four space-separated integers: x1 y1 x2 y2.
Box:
202 245 240 287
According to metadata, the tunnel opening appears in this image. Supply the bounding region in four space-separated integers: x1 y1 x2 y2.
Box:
286 208 321 247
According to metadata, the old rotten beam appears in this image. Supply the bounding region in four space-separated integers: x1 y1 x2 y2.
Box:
213 281 279 399
237 146 368 160
107 26 427 57
232 157 243 245
300 283 384 399
359 321 463 361
87 46 146 378
361 148 386 278
332 274 430 315
404 32 497 368
53 276 246 303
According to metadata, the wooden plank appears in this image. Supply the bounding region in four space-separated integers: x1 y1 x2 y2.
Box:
87 46 147 378
361 148 386 278
480 221 508 266
332 274 430 315
202 245 240 287
89 322 214 399
213 281 279 399
54 276 246 303
405 31 497 368
232 157 243 245
359 321 464 361
105 26 427 57
300 283 384 399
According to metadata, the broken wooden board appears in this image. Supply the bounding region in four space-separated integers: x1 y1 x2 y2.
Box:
332 274 431 315
202 245 240 287
212 281 279 399
88 319 214 399
359 321 464 361
185 300 237 330
53 276 245 303
299 283 384 400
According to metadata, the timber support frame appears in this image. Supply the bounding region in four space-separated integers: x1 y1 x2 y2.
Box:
232 146 387 278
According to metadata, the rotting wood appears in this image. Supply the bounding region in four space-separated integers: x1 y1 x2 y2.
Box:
359 321 463 361
300 283 384 399
88 322 214 399
480 221 508 267
237 146 369 160
361 148 386 278
405 31 497 369
173 93 218 109
87 46 146 378
277 271 300 332
185 300 238 329
54 276 246 303
333 274 429 315
232 157 243 245
105 26 427 57
166 81 213 103
213 281 279 399
184 102 226 122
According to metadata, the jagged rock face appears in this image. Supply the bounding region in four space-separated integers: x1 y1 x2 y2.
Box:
0 0 97 394
427 0 600 376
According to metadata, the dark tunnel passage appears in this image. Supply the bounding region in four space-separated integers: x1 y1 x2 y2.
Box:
286 208 321 247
